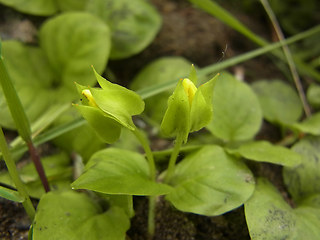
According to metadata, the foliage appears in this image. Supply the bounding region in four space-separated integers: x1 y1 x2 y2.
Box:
0 0 320 239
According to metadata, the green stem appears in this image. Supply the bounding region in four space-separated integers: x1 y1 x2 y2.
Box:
147 195 156 238
0 127 35 220
132 128 156 181
164 134 184 183
132 128 157 237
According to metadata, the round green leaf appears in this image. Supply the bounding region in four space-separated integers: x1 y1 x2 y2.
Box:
252 79 303 125
229 140 302 167
0 41 54 129
283 136 320 202
39 12 111 89
72 148 172 195
33 191 130 240
291 112 320 136
130 57 192 124
86 0 161 59
0 13 111 130
206 72 262 142
245 178 320 240
307 84 320 107
166 145 255 216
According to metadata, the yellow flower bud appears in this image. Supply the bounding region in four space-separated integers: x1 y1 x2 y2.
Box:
182 78 197 105
81 89 98 107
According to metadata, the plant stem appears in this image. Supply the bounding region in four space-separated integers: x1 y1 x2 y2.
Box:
147 195 156 238
132 128 156 181
164 134 184 183
27 141 50 192
260 0 311 117
0 127 35 220
132 128 157 237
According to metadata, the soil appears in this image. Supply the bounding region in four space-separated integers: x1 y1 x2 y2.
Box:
0 0 308 239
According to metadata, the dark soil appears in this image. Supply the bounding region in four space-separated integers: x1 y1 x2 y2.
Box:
0 0 300 239
128 197 249 240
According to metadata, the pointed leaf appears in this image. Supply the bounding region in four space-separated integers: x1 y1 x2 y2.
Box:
229 141 302 167
130 57 192 123
0 186 24 202
166 145 255 215
160 80 190 142
74 104 121 144
33 191 130 240
72 148 172 196
206 72 262 142
190 74 218 132
90 83 145 130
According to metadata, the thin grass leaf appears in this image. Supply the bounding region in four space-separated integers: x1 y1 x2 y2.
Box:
188 0 320 81
0 54 31 142
0 186 24 202
137 25 320 99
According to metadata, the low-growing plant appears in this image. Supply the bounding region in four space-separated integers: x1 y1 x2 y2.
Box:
1 0 320 239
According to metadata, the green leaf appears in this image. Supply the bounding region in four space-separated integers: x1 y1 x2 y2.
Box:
56 0 87 11
307 84 320 107
0 0 58 16
0 50 32 141
74 69 145 142
160 80 191 142
90 70 145 130
206 72 262 142
252 80 303 125
0 13 111 130
229 141 302 167
283 136 320 202
73 104 122 144
40 12 111 88
1 40 53 132
97 194 134 218
86 0 161 59
52 109 105 162
291 112 320 135
72 148 172 196
190 74 218 132
33 191 130 240
0 186 24 202
130 57 193 124
245 178 320 240
0 152 73 198
166 145 255 216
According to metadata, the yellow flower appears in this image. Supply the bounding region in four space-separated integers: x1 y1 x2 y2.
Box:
81 89 98 107
182 78 197 105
